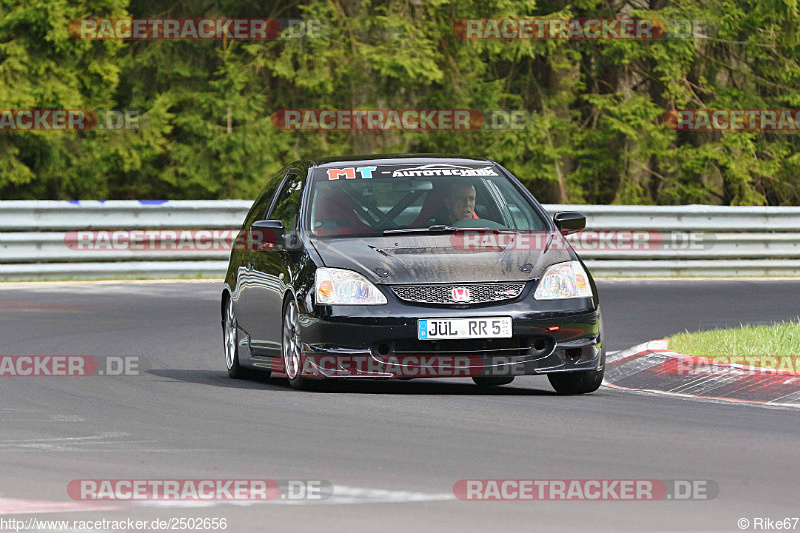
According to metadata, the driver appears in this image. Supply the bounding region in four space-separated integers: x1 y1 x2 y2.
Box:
441 183 476 225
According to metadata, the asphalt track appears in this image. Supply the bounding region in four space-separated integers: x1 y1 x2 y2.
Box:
0 279 798 532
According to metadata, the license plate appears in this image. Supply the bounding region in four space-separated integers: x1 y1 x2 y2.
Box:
417 317 512 340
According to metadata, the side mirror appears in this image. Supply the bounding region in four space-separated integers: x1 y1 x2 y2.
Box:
553 212 586 234
249 220 284 250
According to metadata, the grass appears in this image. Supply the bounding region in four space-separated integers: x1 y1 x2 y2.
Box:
668 319 800 370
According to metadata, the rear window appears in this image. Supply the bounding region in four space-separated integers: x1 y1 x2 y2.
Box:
306 162 548 237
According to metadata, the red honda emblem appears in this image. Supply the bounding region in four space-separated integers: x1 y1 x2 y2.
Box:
451 287 471 302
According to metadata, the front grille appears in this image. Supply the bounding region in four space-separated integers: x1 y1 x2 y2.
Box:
391 282 525 305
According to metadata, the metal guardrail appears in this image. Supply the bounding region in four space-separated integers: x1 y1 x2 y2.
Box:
0 200 250 230
1 201 799 280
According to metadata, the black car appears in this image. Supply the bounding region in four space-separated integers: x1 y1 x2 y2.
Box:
221 155 604 393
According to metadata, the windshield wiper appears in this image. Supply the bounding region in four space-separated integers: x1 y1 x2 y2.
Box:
452 227 516 233
382 225 457 235
382 225 521 235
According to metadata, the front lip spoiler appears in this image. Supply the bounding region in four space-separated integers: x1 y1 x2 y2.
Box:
284 337 601 379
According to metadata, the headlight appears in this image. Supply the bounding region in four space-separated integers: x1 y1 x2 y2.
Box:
315 268 388 305
534 261 593 300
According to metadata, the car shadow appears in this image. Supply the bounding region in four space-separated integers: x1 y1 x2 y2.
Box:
147 369 275 389
280 378 559 395
146 369 558 395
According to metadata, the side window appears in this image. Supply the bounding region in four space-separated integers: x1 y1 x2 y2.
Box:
484 179 546 230
268 172 304 231
244 170 287 228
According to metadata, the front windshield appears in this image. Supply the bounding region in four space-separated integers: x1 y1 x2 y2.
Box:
307 162 548 237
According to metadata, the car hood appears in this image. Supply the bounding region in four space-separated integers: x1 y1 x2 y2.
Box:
309 232 574 284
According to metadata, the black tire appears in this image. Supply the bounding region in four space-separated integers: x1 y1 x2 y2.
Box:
472 376 515 387
223 296 246 379
282 298 311 390
548 316 606 395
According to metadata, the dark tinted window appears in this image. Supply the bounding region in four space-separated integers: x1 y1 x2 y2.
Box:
244 169 287 228
268 171 304 231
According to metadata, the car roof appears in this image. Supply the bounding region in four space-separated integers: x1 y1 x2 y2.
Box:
304 154 494 169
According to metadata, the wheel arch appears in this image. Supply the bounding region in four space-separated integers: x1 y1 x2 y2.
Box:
281 288 298 313
221 286 232 322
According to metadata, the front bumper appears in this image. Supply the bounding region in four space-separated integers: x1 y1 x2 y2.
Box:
288 285 601 379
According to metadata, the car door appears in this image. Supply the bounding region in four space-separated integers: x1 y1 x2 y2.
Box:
247 169 305 356
234 170 287 343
